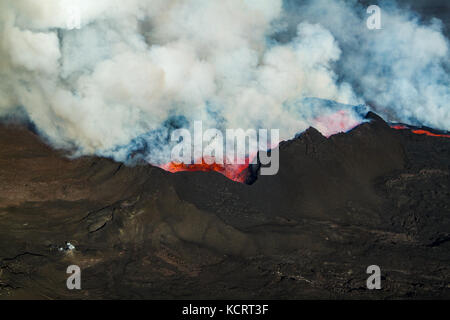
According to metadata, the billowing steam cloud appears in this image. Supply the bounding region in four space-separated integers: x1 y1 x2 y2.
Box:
0 0 448 164
282 0 450 129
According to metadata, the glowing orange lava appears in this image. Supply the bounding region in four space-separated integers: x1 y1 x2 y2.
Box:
391 125 450 138
160 157 254 183
390 124 408 130
411 129 450 138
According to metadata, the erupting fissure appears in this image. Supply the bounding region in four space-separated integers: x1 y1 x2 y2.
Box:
391 125 450 138
159 121 450 184
160 157 254 183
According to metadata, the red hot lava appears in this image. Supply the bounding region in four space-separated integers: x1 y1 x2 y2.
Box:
391 125 450 138
411 129 450 138
160 157 253 183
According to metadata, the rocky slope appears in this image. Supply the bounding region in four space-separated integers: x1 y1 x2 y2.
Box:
0 113 449 299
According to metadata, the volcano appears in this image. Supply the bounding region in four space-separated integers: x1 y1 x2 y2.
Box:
0 112 449 299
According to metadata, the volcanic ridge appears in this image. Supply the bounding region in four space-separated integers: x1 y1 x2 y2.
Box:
0 112 449 299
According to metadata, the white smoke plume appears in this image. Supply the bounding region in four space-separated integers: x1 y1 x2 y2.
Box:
0 0 448 164
282 0 450 129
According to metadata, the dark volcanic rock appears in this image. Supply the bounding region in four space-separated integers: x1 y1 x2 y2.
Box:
0 115 449 299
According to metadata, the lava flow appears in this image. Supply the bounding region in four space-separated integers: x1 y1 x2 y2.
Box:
391 125 450 138
160 157 254 183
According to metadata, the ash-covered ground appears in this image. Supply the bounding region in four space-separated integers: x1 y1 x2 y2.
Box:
0 113 449 299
